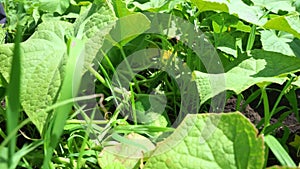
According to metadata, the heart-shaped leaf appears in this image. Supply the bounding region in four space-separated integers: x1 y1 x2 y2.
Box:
0 21 73 134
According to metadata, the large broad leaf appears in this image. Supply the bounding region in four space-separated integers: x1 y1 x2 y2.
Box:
264 14 300 39
38 0 70 14
260 30 300 58
144 112 264 169
109 13 151 46
193 50 300 104
190 0 267 25
191 0 300 37
0 21 72 134
251 0 295 13
74 3 117 71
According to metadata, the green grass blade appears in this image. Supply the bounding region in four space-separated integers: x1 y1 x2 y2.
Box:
284 87 299 121
246 25 256 51
5 16 22 168
43 37 85 168
111 133 149 152
10 140 43 169
265 135 296 167
0 118 31 151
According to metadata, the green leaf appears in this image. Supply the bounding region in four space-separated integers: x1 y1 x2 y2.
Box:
210 12 239 33
135 95 167 124
132 0 168 12
289 134 300 150
230 21 252 32
98 133 155 169
38 0 70 14
102 163 126 169
109 12 151 46
0 147 8 169
265 135 296 167
0 27 5 44
6 20 22 168
264 14 300 39
215 32 239 57
0 141 43 169
0 21 73 134
260 30 300 57
112 0 134 18
292 76 300 87
74 3 117 71
193 50 300 104
191 0 267 25
43 37 86 168
190 0 229 13
251 0 295 13
144 112 264 169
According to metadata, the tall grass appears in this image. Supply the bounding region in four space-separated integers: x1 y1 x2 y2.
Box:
5 5 22 167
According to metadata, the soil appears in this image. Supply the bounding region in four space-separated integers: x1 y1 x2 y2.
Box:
223 96 262 125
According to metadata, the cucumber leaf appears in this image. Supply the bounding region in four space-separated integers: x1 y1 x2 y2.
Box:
38 0 70 14
251 0 295 13
264 14 300 39
193 50 300 104
74 3 117 72
190 0 267 25
144 112 264 169
260 30 300 58
0 21 72 134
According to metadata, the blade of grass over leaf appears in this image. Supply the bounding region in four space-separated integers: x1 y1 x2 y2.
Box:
43 37 85 168
265 135 296 167
5 7 22 167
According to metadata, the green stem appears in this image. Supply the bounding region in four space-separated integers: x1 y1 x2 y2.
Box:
236 94 242 111
261 86 270 134
269 77 295 117
129 83 137 125
119 45 142 93
246 25 256 51
87 66 108 87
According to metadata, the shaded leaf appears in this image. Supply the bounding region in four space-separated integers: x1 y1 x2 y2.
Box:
109 13 151 46
289 134 300 150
